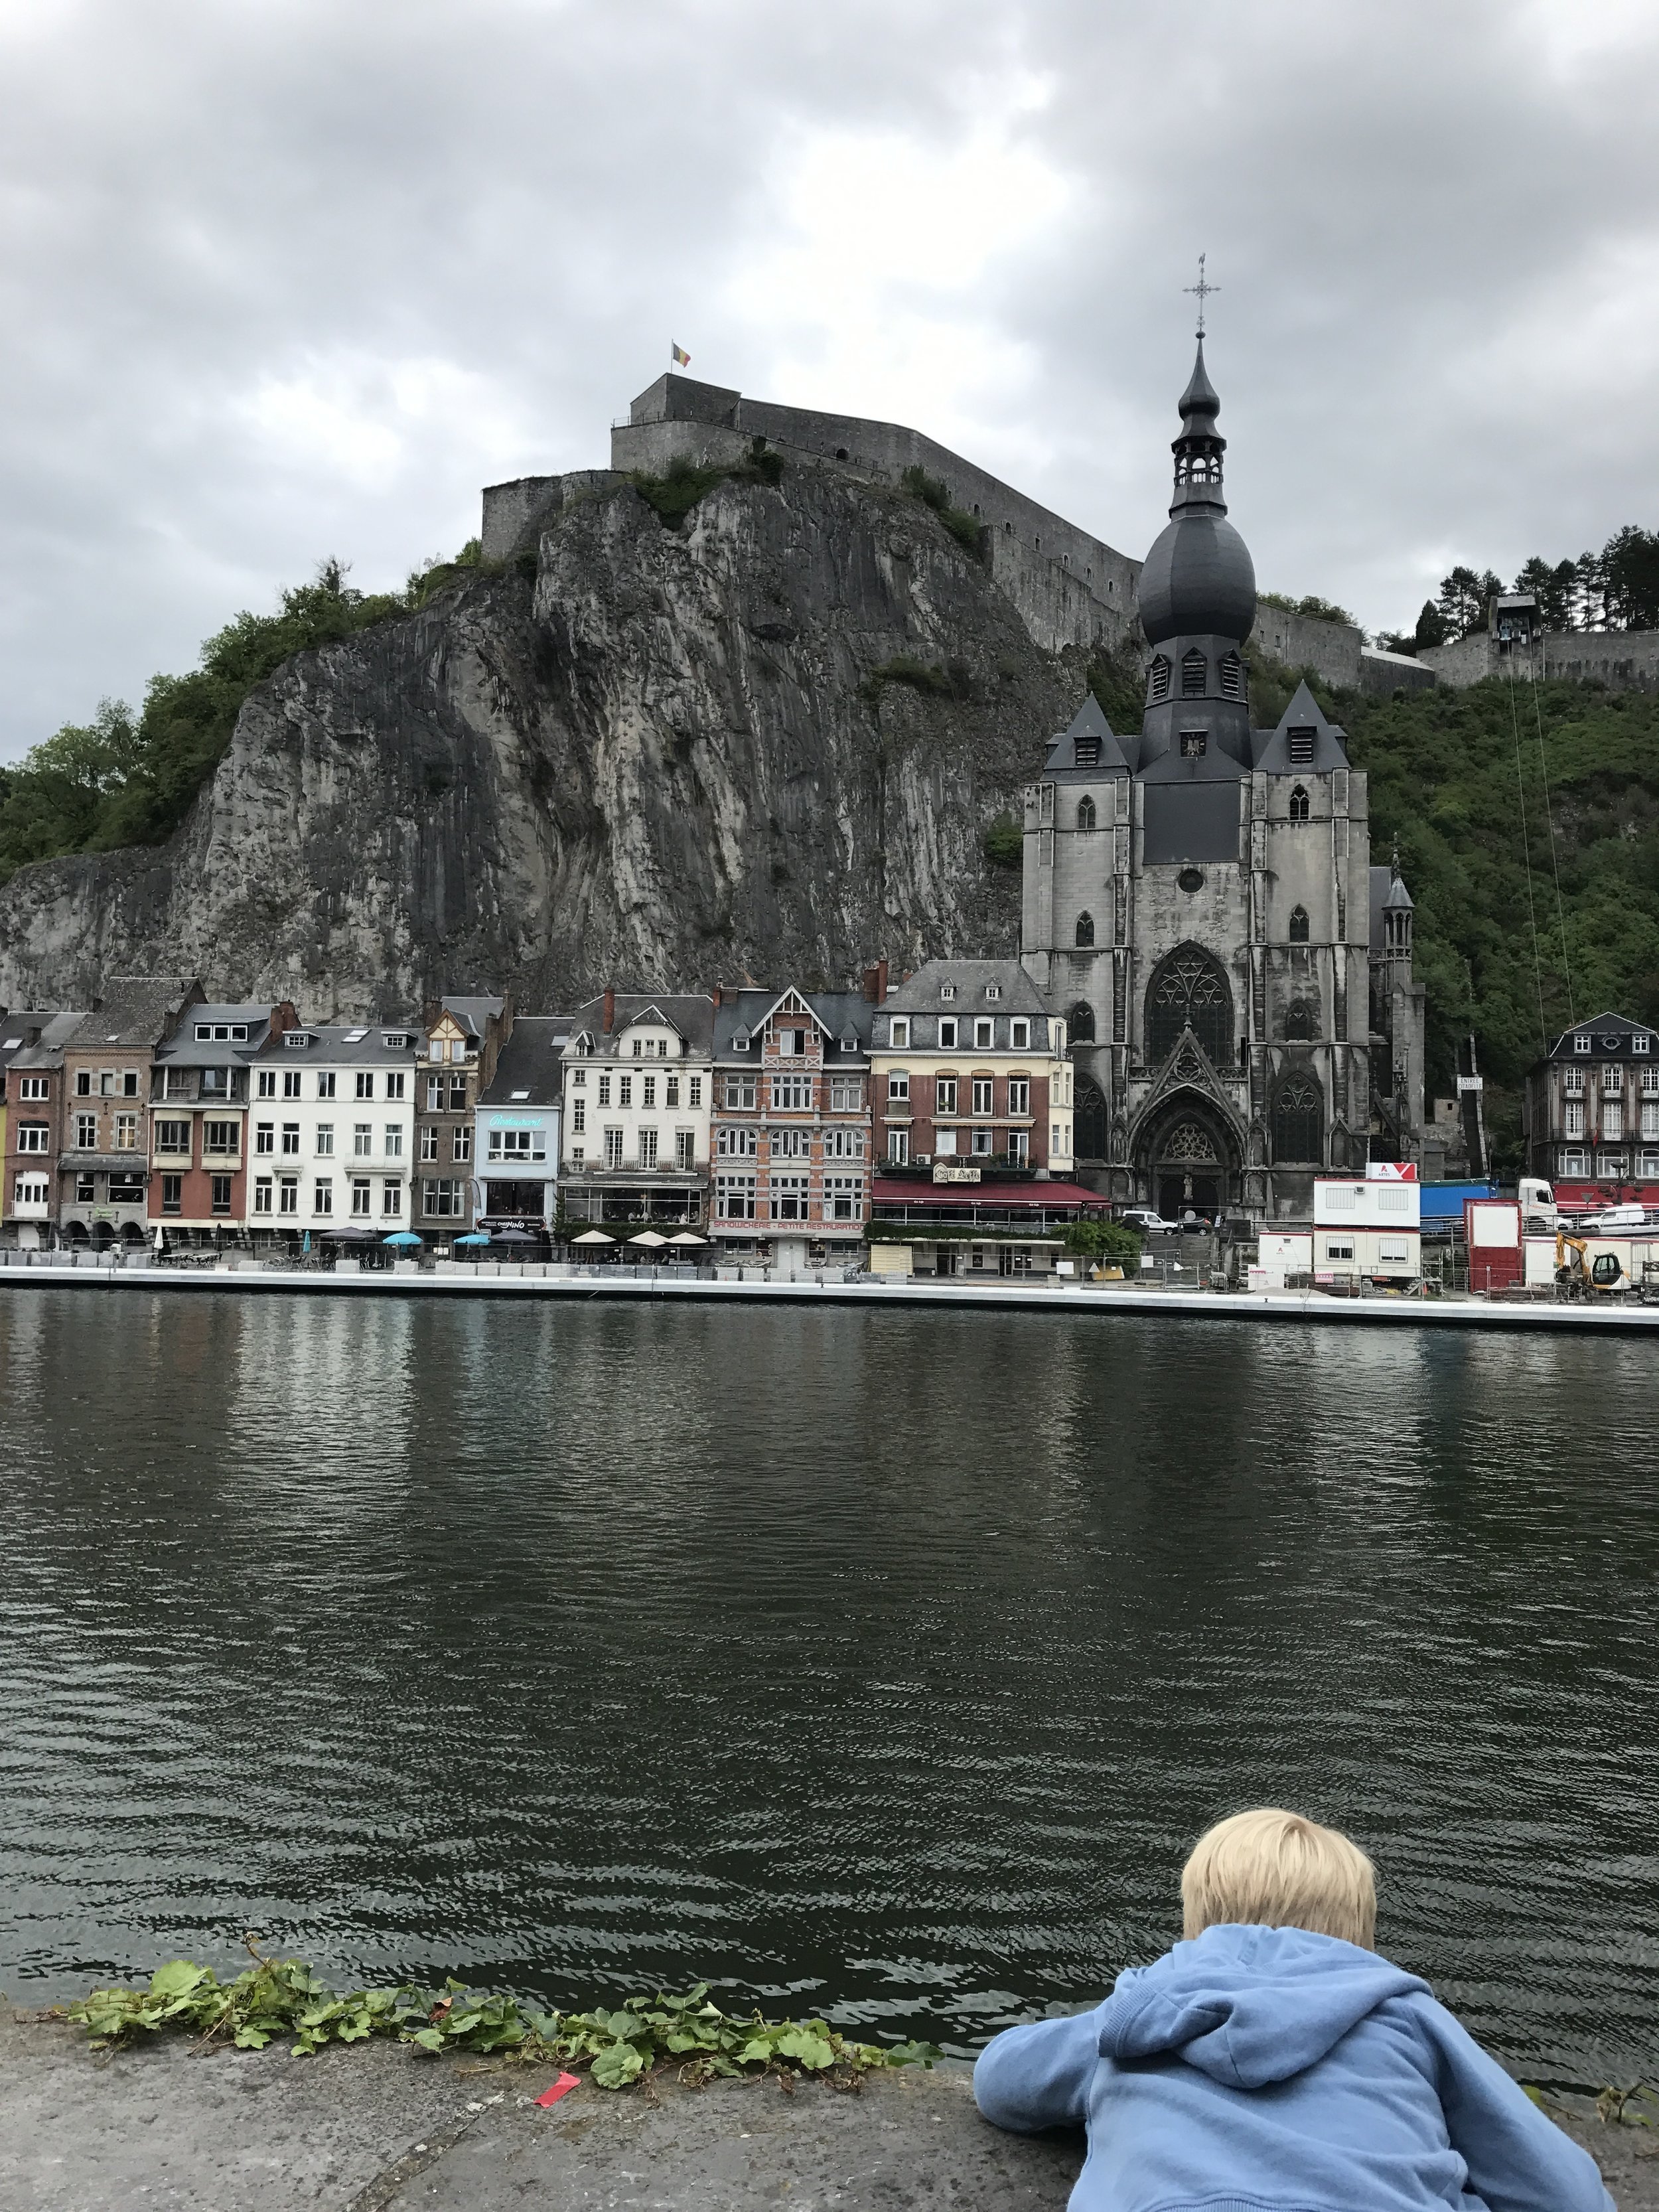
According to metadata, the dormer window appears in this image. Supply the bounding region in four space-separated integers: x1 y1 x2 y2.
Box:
194 1023 211 1040
1219 652 1244 700
1573 1033 1590 1053
1181 649 1207 698
285 1032 309 1049
733 1029 751 1051
940 984 956 1001
1148 654 1171 703
1635 1034 1651 1055
383 1033 411 1049
985 984 1001 1001
1289 784 1310 824
1287 727 1316 766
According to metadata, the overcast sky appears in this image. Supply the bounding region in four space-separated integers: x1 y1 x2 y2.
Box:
3 0 1658 759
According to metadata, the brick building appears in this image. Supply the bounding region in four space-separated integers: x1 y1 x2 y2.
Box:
709 984 874 1271
149 1000 298 1242
417 995 508 1234
1523 1011 1659 1206
1 1009 86 1246
58 979 204 1243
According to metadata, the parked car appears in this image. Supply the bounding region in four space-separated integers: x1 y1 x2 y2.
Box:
1119 1207 1179 1234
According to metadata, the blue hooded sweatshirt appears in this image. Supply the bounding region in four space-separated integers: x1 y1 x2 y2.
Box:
973 1926 1613 2212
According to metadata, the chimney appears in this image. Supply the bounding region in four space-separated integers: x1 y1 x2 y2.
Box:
602 986 615 1035
712 982 723 1010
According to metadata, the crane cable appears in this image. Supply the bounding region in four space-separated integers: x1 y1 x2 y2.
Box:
1530 669 1575 1024
1506 664 1550 1056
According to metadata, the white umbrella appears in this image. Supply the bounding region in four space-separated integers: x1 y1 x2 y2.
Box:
668 1230 707 1246
630 1230 670 1247
571 1228 614 1244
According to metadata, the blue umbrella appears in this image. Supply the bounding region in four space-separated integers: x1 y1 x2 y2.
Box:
383 1230 423 1247
454 1232 491 1246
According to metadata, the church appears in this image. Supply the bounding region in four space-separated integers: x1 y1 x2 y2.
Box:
1019 338 1426 1222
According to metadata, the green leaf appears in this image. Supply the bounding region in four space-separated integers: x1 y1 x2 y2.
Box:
591 2041 646 2088
406 2026 445 2053
776 2029 836 2069
149 1960 210 2001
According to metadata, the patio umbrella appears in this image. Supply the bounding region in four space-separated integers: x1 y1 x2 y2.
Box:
491 1226 539 1244
325 1224 379 1242
668 1231 707 1246
629 1230 670 1247
454 1232 491 1246
571 1229 614 1244
383 1230 423 1246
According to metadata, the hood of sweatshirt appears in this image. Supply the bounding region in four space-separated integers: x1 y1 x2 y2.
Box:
1096 1924 1433 2089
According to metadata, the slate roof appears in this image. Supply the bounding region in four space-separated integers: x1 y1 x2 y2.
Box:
155 1002 286 1069
1250 682 1352 775
711 986 873 1065
436 994 505 1041
66 977 202 1052
1369 866 1415 951
252 1021 422 1067
478 1017 573 1106
1542 1012 1658 1061
565 993 715 1055
1 1009 86 1069
1042 678 1352 782
873 959 1060 1053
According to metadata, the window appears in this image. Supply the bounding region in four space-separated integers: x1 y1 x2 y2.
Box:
1642 1150 1659 1176
1604 1064 1624 1096
1008 1078 1030 1115
1289 784 1310 824
1565 1101 1586 1137
161 1174 182 1215
76 1112 97 1148
824 1126 864 1159
716 1173 757 1220
1148 654 1171 702
1008 1130 1029 1166
253 1177 273 1215
1179 730 1207 757
257 1070 276 1098
631 1039 642 1059
279 1177 299 1216
940 984 956 1002
1642 1067 1659 1095
113 1113 137 1150
488 1128 545 1161
888 1070 909 1103
384 1124 403 1158
829 1076 863 1112
1219 651 1244 700
1325 1238 1354 1261
351 1178 372 1217
616 1074 631 1108
1378 1237 1409 1264
826 1175 863 1222
770 1128 810 1157
255 1121 274 1155
571 1100 586 1134
155 1119 190 1155
451 1040 467 1065
429 1038 445 1065
382 1179 403 1217
1573 1033 1590 1053
453 1127 471 1162
641 1074 657 1108
420 1126 439 1161
1273 1072 1324 1163
972 1077 993 1116
210 1175 232 1215
123 1071 141 1097
889 1019 910 1048
888 1129 909 1165
18 1076 46 1101
939 1017 958 1049
666 1075 680 1107
676 1130 695 1168
770 1173 809 1221
572 1069 585 1087
1603 1103 1624 1142
75 1171 96 1203
1181 649 1206 697
353 1124 372 1157
356 1072 374 1100
724 1075 757 1110
1559 1149 1587 1176
204 1120 237 1155
1563 1067 1585 1096
936 1076 958 1114
1597 1151 1624 1177
427 1076 445 1110
975 1017 993 1049
317 1072 336 1100
1636 1035 1652 1056
1146 944 1233 1067
1642 1103 1659 1140
74 1070 92 1095
314 1179 332 1215
638 1128 659 1168
970 1128 993 1155
1287 727 1317 766
281 1124 300 1155
688 1077 703 1108
1289 905 1310 944
1074 905 1098 950
387 1072 407 1101
424 1179 465 1217
1011 1020 1030 1050
771 1073 812 1112
1284 1001 1314 1041
604 1127 624 1169
285 1031 309 1050
1076 795 1096 831
283 1070 302 1098
717 1126 759 1157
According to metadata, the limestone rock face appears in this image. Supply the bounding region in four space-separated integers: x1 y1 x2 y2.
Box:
0 469 1079 1013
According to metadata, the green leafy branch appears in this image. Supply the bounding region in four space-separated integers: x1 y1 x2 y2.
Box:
62 1947 940 2089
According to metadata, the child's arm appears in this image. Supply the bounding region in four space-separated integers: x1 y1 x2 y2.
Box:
973 2009 1101 2133
1422 2002 1613 2212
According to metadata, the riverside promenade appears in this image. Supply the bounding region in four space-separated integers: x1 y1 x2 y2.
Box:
3 1252 1659 1334
3 2007 1651 2212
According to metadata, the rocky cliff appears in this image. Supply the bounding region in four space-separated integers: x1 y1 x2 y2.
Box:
0 464 1089 1013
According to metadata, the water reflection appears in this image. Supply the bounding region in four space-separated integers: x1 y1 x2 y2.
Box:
0 1290 1654 2085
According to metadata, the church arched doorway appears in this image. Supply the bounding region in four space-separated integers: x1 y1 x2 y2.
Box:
1136 1094 1240 1222
1144 944 1233 1067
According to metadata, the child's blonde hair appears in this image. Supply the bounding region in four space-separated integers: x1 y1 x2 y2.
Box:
1181 1808 1376 1949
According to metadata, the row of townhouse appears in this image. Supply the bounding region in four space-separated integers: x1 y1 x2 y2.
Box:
0 960 1078 1264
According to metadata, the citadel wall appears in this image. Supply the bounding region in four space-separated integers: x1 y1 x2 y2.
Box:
1419 629 1659 692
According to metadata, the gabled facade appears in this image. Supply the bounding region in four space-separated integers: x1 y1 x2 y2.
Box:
58 978 205 1241
0 1009 88 1244
1019 340 1427 1222
417 994 508 1232
1523 1012 1659 1196
869 960 1072 1180
149 1001 300 1237
245 1021 419 1238
709 985 873 1267
560 990 713 1225
474 1015 569 1229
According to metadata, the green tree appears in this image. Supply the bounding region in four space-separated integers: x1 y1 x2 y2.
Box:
1601 526 1659 631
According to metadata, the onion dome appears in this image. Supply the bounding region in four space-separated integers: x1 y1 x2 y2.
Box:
1136 339 1257 647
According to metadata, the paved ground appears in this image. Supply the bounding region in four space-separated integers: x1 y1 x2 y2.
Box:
5 2005 1656 2211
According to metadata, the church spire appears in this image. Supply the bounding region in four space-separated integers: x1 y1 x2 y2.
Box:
1171 337 1226 508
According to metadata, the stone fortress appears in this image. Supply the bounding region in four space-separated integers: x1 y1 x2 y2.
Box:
1016 340 1425 1222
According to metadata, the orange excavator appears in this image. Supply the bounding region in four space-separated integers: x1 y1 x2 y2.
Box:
1554 1233 1624 1301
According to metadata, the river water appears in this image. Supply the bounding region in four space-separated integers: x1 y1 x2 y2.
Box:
1 1288 1655 2083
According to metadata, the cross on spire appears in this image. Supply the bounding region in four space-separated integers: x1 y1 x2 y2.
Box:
1184 253 1218 338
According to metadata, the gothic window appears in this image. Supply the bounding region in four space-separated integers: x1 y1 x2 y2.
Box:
1284 1000 1314 1041
1271 1071 1325 1163
1076 794 1096 831
1289 784 1310 824
1219 652 1244 700
1076 911 1096 948
1068 999 1096 1044
1148 654 1171 703
1181 649 1207 698
1145 944 1233 1067
1289 905 1310 943
1074 1076 1108 1161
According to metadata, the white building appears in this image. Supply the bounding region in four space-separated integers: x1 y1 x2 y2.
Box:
245 1022 419 1238
560 990 714 1226
472 1016 568 1229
